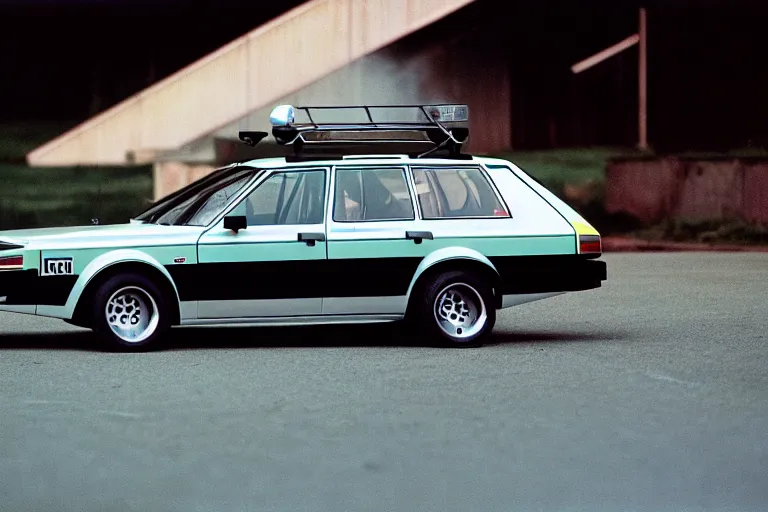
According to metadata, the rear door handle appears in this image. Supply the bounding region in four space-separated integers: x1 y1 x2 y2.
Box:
405 231 433 244
298 232 325 247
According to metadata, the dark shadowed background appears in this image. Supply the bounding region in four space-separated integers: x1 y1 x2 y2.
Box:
1 0 767 152
1 0 767 239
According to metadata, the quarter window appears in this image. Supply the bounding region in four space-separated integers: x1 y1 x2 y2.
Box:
411 167 509 219
333 168 415 222
233 170 326 226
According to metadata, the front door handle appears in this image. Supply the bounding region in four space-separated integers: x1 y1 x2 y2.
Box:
298 232 326 247
405 231 433 244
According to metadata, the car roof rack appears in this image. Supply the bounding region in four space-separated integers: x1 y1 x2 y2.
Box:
238 104 471 160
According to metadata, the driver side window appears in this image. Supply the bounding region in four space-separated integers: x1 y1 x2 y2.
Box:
236 169 326 226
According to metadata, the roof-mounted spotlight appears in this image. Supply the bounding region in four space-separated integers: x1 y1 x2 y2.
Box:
239 104 296 147
269 105 295 127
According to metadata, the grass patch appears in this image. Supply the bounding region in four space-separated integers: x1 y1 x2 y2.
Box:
486 147 768 245
487 147 638 235
0 124 154 230
2 122 766 245
0 163 153 230
487 147 632 191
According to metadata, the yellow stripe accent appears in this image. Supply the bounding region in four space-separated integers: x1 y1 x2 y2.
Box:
572 221 600 237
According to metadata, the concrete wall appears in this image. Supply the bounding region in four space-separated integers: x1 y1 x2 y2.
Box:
193 38 511 161
606 157 768 226
153 161 217 201
155 26 512 199
27 0 477 167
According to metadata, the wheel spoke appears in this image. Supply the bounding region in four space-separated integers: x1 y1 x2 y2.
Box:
433 282 488 340
105 286 159 344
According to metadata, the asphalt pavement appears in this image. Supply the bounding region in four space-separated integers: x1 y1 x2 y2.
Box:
1 253 767 512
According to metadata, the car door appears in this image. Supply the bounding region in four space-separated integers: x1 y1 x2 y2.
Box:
195 167 329 319
323 165 433 316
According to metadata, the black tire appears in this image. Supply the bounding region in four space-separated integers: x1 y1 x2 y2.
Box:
90 273 171 352
414 270 496 347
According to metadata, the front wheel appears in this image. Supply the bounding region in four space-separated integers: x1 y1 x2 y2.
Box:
416 270 496 347
91 273 170 351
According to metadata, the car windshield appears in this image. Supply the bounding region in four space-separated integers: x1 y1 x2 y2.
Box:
181 174 254 226
134 165 260 226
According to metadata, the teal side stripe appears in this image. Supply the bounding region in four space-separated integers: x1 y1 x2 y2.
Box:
327 236 576 259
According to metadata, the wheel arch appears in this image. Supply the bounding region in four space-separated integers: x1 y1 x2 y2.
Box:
405 247 503 314
69 251 181 328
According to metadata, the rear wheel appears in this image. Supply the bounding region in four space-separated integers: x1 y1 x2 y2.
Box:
91 273 170 351
415 270 496 347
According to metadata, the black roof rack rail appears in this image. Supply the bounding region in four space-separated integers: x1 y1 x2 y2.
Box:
239 104 470 159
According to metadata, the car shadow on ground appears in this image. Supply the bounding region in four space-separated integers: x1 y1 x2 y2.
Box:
0 323 630 352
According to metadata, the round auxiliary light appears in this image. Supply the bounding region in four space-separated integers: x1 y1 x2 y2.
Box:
269 104 295 127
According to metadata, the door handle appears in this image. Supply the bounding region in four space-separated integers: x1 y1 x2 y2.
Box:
298 232 325 247
405 231 433 244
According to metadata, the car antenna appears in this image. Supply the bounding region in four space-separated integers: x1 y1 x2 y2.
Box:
91 180 101 225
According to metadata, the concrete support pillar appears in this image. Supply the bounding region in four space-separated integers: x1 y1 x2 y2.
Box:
153 161 216 200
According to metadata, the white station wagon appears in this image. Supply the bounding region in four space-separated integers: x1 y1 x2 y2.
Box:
0 104 606 350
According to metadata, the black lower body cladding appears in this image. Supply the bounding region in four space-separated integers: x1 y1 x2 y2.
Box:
0 269 78 306
165 258 423 302
489 256 607 295
0 256 605 309
165 255 606 302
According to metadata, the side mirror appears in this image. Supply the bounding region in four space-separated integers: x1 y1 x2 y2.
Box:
223 215 247 233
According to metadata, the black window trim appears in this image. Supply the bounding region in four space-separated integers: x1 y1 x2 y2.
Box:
408 164 512 220
330 165 417 224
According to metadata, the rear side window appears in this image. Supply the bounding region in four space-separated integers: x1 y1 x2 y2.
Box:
411 167 509 219
333 168 415 222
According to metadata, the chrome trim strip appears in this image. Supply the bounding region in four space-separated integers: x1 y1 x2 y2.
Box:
35 305 69 319
322 296 406 315
179 301 197 320
197 298 321 319
0 304 35 315
180 314 402 327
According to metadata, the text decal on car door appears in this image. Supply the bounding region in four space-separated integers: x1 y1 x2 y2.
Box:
41 257 74 276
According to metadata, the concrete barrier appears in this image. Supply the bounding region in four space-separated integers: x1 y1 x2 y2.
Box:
606 156 768 226
743 161 768 225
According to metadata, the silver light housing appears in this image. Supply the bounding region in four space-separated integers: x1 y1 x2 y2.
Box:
269 105 295 127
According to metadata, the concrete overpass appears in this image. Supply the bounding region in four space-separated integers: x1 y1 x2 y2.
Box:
26 0 514 199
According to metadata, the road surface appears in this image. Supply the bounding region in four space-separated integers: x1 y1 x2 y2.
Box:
1 253 767 512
